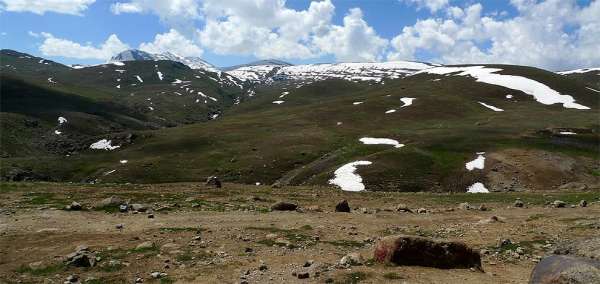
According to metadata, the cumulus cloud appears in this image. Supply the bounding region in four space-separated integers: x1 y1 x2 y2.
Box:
139 29 203 57
388 0 600 70
0 0 95 15
403 0 449 13
110 0 201 30
313 8 388 62
38 33 129 60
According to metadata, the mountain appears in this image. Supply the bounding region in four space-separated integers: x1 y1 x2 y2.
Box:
2 49 598 191
225 60 437 84
110 49 219 72
557 67 600 90
221 59 293 71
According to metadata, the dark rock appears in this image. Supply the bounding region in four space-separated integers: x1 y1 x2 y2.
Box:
271 201 297 211
206 176 222 188
579 200 587 208
297 272 310 279
335 200 351 213
65 246 96 267
69 202 82 211
529 255 600 284
373 235 481 269
553 200 566 208
514 199 524 208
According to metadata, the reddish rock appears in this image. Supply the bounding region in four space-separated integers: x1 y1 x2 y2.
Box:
373 235 481 269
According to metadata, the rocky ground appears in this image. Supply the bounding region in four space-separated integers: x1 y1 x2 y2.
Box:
0 182 599 284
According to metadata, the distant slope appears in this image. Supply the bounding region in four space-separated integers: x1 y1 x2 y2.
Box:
3 59 597 190
557 68 600 90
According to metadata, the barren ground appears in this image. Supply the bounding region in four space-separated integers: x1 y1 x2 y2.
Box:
0 182 598 284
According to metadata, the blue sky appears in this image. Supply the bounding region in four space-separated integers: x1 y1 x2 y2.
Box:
1 0 598 70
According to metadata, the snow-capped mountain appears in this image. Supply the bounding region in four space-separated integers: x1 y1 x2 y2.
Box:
226 61 437 83
110 49 219 73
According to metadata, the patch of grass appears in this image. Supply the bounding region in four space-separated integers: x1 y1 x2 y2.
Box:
160 277 175 284
175 251 194 262
99 262 124 272
94 204 121 213
159 227 204 233
249 226 315 248
337 271 370 284
526 214 546 221
16 263 65 276
383 272 405 280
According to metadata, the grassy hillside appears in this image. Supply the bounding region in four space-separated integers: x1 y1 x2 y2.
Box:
1 52 598 191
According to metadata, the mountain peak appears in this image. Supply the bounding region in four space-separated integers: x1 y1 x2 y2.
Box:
110 49 217 72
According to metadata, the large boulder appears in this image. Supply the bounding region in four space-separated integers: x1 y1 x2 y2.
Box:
271 201 297 211
529 255 600 284
64 246 96 267
373 235 481 269
335 200 351 213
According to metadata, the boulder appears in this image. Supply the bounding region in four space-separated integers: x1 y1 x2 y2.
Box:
335 200 351 213
458 202 471 210
205 176 222 188
65 246 96 267
340 252 364 266
130 203 148 212
552 200 567 208
529 255 600 284
97 196 124 207
69 202 82 211
395 204 413 213
271 201 297 211
514 199 524 208
373 235 481 269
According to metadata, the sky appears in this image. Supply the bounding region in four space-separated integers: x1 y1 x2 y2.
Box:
0 0 598 71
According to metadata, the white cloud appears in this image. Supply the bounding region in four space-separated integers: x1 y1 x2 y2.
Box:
0 0 95 15
403 0 449 13
389 0 600 70
110 0 201 30
139 29 203 57
313 8 388 62
38 33 129 60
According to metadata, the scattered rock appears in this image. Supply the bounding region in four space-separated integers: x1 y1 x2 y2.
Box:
65 246 96 267
136 241 155 250
395 204 413 213
67 202 82 211
478 204 488 211
373 235 481 269
529 255 600 284
340 252 364 266
458 202 471 210
416 208 427 214
552 200 566 208
65 275 79 283
130 203 148 212
553 237 600 259
271 201 298 211
579 200 587 208
259 261 268 271
296 271 310 279
206 176 222 188
97 196 124 207
514 199 524 208
119 204 128 212
335 200 351 213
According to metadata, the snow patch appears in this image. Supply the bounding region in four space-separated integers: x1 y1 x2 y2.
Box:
110 61 125 66
557 68 600 75
353 101 363 105
47 78 56 84
135 75 143 83
478 102 504 112
120 160 128 164
329 161 372 192
385 109 396 114
58 117 67 124
272 100 284 104
54 130 62 135
417 66 589 110
559 131 577 135
400 97 416 107
359 137 404 148
466 153 485 171
90 139 120 151
586 87 600 93
467 182 489 193
157 71 163 81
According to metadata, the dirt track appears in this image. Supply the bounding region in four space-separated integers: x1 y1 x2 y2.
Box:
1 182 598 283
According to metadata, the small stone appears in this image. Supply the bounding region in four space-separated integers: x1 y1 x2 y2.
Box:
270 201 297 211
416 208 427 214
147 214 154 219
478 204 488 211
395 203 413 213
304 260 314 267
136 241 155 250
66 275 79 283
580 200 588 207
458 202 471 210
514 199 524 208
150 272 161 279
119 204 128 212
69 202 82 211
297 272 310 279
116 224 124 230
340 252 363 266
130 203 148 212
259 262 268 271
497 239 512 248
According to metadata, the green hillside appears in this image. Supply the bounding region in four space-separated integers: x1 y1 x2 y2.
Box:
1 51 598 192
